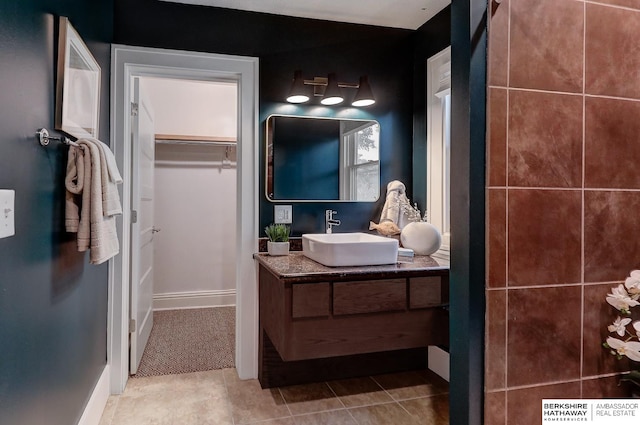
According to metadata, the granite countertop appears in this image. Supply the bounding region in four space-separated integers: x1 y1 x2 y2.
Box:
254 251 449 283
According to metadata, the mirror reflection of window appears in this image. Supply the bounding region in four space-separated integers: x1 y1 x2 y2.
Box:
341 122 380 201
426 46 451 259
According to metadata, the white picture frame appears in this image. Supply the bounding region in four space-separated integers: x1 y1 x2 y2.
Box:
55 17 101 139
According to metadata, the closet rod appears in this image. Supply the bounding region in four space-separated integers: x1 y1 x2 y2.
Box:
155 139 237 147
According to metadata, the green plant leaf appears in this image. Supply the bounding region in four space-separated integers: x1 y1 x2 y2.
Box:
620 370 640 388
265 223 290 242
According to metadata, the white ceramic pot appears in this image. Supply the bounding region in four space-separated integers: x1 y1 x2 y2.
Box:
267 241 290 256
400 221 442 256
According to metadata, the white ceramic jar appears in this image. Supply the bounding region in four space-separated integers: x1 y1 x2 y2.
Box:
400 221 442 256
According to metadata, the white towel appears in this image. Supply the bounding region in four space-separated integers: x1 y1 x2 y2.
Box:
78 138 122 217
78 140 120 264
65 146 84 232
95 138 122 184
75 144 92 252
65 139 121 264
379 180 409 225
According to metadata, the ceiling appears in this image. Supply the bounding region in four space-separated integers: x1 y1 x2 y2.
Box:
160 0 451 30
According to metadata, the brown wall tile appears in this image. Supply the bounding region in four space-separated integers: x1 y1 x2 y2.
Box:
485 391 506 425
586 4 640 99
506 382 581 425
488 0 509 87
585 97 640 189
596 0 640 9
583 283 632 377
486 0 640 415
508 190 581 286
508 90 582 188
582 375 635 398
584 191 640 282
508 286 582 387
487 189 506 288
509 0 583 93
486 290 507 390
488 88 508 187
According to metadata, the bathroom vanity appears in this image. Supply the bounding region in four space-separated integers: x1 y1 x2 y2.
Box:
254 252 449 388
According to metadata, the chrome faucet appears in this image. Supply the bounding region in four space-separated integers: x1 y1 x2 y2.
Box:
325 209 341 234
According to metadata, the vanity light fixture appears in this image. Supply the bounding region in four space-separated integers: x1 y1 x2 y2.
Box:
286 70 376 107
320 73 344 105
352 76 375 107
286 70 310 103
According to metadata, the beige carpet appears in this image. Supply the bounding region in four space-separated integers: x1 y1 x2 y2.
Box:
133 307 235 377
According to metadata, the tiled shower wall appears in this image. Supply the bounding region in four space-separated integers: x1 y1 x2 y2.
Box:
486 0 640 423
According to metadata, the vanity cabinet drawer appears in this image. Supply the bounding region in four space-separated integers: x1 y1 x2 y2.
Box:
409 276 446 308
333 279 406 315
292 283 330 318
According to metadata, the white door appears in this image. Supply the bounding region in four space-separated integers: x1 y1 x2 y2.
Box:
130 77 156 374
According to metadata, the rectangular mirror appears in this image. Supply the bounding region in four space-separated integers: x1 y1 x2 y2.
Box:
55 17 101 139
266 115 380 202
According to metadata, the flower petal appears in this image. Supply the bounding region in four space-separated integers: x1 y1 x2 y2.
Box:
607 337 625 349
606 296 626 311
609 317 633 336
625 275 640 294
606 284 640 311
624 350 640 362
625 348 640 362
613 284 627 296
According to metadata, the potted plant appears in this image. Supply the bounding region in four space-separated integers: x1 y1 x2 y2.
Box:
265 223 290 256
602 270 640 397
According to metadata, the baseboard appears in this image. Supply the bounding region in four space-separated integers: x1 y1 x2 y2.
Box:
428 345 450 382
153 289 236 310
77 365 110 425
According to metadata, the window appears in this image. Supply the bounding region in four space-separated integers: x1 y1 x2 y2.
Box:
426 46 451 259
340 122 380 201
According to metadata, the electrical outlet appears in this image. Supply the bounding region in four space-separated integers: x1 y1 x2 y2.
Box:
274 205 292 224
0 189 15 238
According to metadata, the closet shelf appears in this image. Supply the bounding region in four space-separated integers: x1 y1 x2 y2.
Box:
155 134 236 147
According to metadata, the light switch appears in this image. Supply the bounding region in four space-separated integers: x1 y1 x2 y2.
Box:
0 189 15 238
274 205 292 224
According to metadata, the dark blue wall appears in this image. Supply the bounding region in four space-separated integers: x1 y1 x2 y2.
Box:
412 7 452 212
113 0 416 236
0 1 113 424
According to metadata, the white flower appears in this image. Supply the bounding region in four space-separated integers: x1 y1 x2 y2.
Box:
607 337 640 362
625 270 640 299
606 284 640 313
608 317 632 337
634 321 640 339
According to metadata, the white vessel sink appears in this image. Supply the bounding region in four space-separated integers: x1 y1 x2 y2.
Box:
302 232 399 267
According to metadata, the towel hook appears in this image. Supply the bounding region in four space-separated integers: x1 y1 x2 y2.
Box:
36 128 77 147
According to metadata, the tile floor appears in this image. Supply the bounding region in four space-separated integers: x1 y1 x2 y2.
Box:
99 368 449 425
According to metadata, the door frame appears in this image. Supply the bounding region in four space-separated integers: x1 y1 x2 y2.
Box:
109 45 259 393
